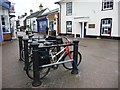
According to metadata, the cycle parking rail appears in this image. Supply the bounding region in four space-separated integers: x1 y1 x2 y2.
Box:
23 38 29 70
31 39 79 87
18 35 58 69
18 36 23 61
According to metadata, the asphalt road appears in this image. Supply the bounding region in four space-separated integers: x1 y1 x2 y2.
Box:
2 33 118 88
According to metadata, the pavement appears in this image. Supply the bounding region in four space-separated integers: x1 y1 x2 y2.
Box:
2 32 118 88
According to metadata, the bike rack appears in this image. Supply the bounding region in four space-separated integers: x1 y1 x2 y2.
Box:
18 35 80 87
18 35 58 70
31 39 79 87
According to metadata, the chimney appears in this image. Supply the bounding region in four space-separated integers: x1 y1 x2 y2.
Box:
25 13 27 16
30 9 33 14
39 3 43 11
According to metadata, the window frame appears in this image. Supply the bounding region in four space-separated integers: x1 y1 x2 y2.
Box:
66 2 72 16
66 21 72 34
102 0 113 11
100 18 112 36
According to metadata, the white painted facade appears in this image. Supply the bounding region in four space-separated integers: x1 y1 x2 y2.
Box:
59 0 120 38
26 9 50 32
10 16 17 39
26 17 37 32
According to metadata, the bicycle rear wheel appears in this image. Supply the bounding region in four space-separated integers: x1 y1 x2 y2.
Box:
21 48 32 62
26 61 50 79
63 51 82 70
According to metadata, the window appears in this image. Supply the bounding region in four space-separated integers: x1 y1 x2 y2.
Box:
1 16 5 25
66 21 72 33
66 2 72 16
102 0 113 11
100 18 112 36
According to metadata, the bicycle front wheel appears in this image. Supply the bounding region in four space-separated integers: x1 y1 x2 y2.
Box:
21 49 25 62
63 51 82 70
26 61 50 79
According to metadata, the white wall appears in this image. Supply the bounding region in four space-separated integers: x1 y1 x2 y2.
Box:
61 2 67 33
60 0 119 37
119 1 120 37
26 17 37 32
10 17 17 38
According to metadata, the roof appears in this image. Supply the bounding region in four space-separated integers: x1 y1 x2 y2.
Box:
49 8 59 13
26 8 47 19
37 8 59 18
55 0 64 4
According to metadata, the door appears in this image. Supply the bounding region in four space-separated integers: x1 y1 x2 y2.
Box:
84 22 87 37
81 22 87 38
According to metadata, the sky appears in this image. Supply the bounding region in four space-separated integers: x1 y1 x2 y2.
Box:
9 0 60 17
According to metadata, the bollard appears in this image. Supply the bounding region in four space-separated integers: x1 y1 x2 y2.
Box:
71 39 79 74
56 37 62 59
23 38 29 70
18 36 23 61
31 42 41 87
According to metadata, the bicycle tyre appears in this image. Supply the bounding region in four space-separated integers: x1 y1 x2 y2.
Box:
62 51 82 70
21 48 32 62
21 49 25 62
26 60 50 79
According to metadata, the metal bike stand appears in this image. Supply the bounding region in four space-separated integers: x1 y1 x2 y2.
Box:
18 36 23 61
71 39 79 74
31 42 41 87
23 38 29 70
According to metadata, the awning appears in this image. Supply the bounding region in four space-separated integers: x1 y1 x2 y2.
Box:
1 0 11 9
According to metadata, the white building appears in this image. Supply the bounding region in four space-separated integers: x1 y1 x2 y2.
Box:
56 0 120 38
0 0 11 41
10 15 17 39
25 4 50 32
16 13 27 31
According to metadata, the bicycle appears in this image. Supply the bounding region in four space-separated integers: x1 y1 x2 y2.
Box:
20 36 42 62
26 37 82 79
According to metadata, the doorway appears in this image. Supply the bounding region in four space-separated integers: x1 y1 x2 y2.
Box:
80 22 87 38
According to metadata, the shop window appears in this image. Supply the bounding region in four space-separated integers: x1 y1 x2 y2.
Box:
66 2 72 16
102 0 113 11
66 21 72 33
39 21 47 31
100 18 112 36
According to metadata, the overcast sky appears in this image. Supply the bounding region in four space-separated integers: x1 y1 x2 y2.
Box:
9 0 60 17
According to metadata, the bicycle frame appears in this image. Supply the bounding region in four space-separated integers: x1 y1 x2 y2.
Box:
50 45 71 63
41 37 73 68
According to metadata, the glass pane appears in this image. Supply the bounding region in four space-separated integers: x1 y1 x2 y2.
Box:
66 21 72 32
66 2 72 15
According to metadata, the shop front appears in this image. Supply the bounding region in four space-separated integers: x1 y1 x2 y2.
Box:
37 16 48 34
47 12 59 35
0 0 12 41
